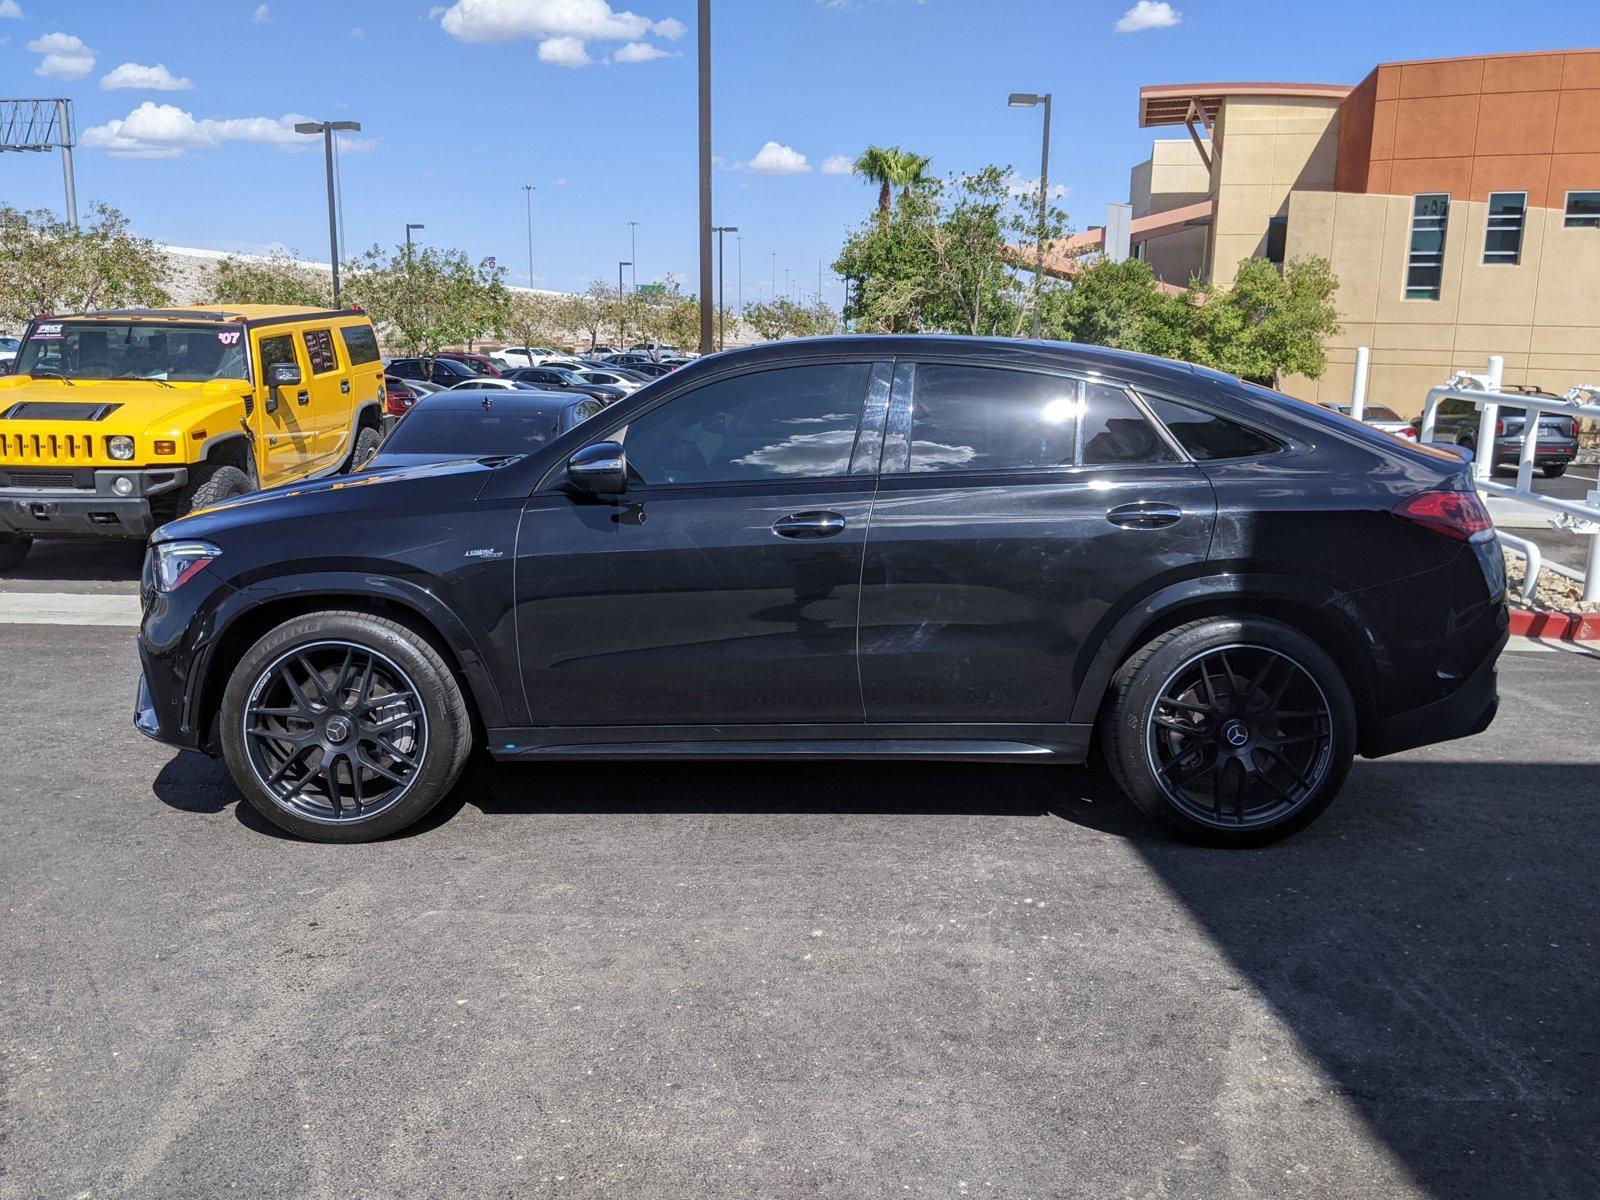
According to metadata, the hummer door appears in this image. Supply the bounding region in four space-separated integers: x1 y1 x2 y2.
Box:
250 332 313 487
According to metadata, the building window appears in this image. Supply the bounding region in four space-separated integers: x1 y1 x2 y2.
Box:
1405 194 1450 300
1265 216 1288 265
1483 192 1526 265
1566 191 1600 229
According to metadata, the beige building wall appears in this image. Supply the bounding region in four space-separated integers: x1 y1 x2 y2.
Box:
1281 190 1600 414
1129 138 1211 285
1207 96 1342 286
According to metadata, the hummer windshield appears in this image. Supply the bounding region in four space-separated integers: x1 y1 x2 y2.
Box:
16 320 251 383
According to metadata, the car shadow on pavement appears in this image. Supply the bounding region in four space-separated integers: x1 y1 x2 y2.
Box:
1126 759 1600 1197
148 750 1600 1193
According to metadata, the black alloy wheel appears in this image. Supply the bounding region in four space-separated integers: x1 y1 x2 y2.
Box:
1145 644 1334 831
242 640 428 825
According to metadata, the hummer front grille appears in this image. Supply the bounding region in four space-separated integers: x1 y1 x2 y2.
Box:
0 431 99 463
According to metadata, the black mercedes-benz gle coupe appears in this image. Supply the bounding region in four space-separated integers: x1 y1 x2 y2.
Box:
136 336 1507 845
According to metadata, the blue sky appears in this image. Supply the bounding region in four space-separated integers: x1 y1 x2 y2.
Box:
2 1 1596 309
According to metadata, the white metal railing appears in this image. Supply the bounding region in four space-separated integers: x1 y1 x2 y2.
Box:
1416 355 1600 603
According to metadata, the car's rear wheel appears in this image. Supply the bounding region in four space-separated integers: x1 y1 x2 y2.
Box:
219 611 473 842
1102 617 1356 847
0 532 32 572
345 425 381 472
1542 464 1567 479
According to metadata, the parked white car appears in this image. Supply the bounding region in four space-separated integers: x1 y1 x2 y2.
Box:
493 345 559 369
1319 401 1418 441
576 369 644 393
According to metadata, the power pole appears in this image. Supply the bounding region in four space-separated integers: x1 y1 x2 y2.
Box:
696 0 714 354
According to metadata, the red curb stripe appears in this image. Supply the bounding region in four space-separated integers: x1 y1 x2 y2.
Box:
1509 606 1600 641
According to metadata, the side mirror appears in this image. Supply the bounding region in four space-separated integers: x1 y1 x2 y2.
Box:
267 361 302 389
567 441 627 495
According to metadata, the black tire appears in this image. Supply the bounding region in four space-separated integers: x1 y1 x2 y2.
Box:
1101 616 1357 848
1542 464 1567 479
345 424 381 472
178 462 251 516
0 533 32 572
219 611 474 842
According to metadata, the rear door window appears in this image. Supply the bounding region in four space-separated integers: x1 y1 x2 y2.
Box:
302 328 339 374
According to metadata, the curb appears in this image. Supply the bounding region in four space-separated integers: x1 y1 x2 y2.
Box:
1509 606 1600 640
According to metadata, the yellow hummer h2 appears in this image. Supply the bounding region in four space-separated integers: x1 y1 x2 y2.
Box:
0 305 385 570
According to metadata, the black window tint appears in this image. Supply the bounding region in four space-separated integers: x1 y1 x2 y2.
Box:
1440 398 1472 417
257 334 297 375
1079 383 1176 465
622 363 870 485
339 324 381 365
908 365 1079 473
382 407 557 457
302 328 338 374
1143 395 1281 460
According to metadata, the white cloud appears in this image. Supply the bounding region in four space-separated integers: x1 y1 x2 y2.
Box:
747 141 810 175
1004 172 1068 201
251 3 269 21
349 25 365 37
28 32 95 80
819 154 852 175
613 40 676 63
0 1 23 19
652 15 685 38
100 62 194 91
537 35 591 66
440 0 668 43
1115 0 1180 32
549 177 568 186
81 101 376 159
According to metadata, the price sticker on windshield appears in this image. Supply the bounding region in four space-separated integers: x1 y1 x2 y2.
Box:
31 322 63 340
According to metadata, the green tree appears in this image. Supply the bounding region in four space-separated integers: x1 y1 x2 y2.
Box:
835 165 1064 336
1039 257 1190 359
744 297 836 341
204 250 331 308
852 145 934 217
503 290 561 352
1181 256 1343 383
343 243 508 358
0 203 169 326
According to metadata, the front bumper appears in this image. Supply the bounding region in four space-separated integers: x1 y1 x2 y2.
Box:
0 467 187 538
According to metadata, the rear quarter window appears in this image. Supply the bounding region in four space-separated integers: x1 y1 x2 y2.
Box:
1142 395 1283 461
340 324 382 366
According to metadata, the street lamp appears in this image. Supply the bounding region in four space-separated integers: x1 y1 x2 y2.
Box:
696 0 713 355
405 223 424 254
294 119 362 306
628 220 639 292
713 225 738 349
522 185 535 288
1008 91 1052 339
617 260 632 345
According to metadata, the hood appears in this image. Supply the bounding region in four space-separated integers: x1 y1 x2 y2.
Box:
154 456 503 543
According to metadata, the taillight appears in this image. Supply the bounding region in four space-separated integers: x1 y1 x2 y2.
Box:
1494 419 1505 437
1566 419 1579 438
383 387 411 417
1392 490 1494 543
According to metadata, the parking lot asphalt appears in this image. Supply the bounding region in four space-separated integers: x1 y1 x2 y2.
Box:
3 535 1599 1199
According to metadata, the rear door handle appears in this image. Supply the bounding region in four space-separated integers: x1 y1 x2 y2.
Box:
1106 502 1183 529
773 511 846 539
297 390 310 406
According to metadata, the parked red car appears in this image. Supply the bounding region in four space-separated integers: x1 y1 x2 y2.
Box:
437 352 504 377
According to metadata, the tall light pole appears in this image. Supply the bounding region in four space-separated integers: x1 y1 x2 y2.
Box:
628 220 638 291
1008 91 1052 339
617 261 632 345
405 223 424 256
713 225 738 350
522 184 535 288
294 119 362 307
736 233 743 315
696 0 714 354
771 251 777 303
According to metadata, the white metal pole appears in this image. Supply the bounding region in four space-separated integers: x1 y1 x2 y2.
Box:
1471 355 1504 485
1587 489 1600 604
1349 345 1370 422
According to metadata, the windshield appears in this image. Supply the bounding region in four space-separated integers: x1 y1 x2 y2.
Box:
379 405 558 459
0 337 19 352
17 320 250 382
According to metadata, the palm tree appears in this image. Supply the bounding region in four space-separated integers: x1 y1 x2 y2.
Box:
854 146 933 217
853 145 900 216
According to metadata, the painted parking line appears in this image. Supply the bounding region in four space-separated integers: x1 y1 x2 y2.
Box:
0 591 141 627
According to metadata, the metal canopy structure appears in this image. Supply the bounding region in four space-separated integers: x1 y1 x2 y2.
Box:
0 99 78 227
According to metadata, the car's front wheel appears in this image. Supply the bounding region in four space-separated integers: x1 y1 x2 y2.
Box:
219 611 473 842
1102 617 1357 847
0 533 32 572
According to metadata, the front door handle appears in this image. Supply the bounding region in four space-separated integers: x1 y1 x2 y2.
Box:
1106 501 1183 529
296 390 310 406
773 511 846 539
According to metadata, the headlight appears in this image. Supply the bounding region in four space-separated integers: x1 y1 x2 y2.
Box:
150 540 220 592
108 435 135 460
